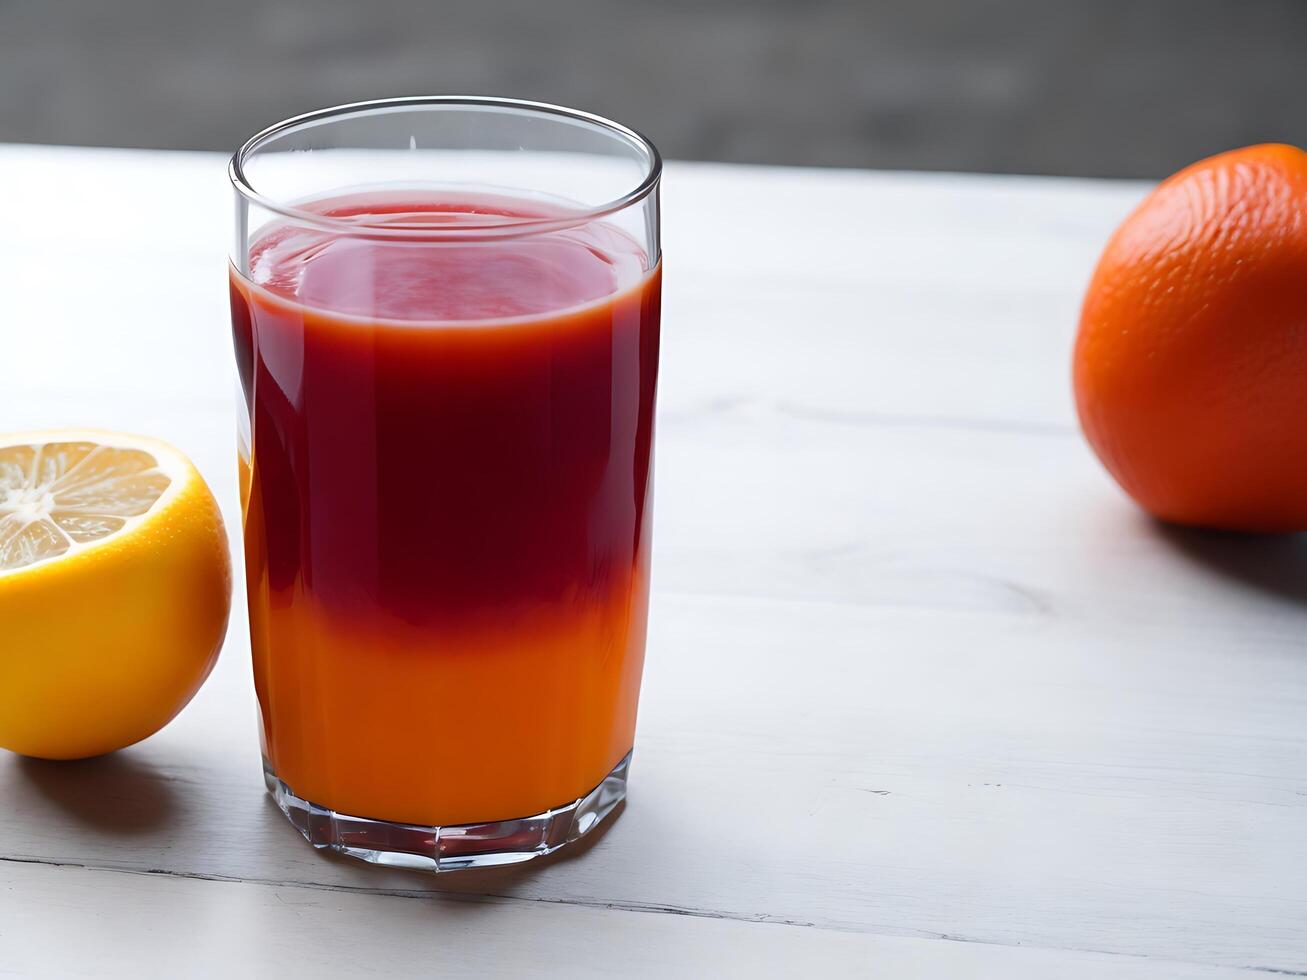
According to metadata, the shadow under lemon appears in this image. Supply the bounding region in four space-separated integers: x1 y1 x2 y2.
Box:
14 750 183 836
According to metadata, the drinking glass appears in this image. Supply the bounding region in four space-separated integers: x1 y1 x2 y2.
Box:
227 97 662 870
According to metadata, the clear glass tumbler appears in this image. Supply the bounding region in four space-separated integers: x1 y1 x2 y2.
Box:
227 97 662 871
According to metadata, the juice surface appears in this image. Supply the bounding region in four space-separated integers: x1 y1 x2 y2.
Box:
229 194 660 826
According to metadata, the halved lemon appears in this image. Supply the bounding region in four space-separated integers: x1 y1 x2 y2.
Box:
0 430 231 759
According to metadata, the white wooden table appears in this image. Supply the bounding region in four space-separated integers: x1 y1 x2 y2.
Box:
2 144 1305 978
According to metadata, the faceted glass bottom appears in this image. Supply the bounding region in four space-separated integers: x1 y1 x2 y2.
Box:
263 751 632 872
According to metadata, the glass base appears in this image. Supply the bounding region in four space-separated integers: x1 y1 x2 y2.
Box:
263 751 631 872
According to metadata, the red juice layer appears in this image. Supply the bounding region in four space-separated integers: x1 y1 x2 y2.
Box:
249 192 647 321
230 194 660 825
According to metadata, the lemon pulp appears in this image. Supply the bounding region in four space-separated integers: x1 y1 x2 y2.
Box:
0 441 172 570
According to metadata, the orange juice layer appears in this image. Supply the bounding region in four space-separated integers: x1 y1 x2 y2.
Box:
243 500 649 823
231 194 660 826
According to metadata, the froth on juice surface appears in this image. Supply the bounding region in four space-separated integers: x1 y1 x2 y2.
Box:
230 192 661 826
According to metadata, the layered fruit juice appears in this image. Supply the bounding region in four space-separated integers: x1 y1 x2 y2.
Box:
229 192 660 827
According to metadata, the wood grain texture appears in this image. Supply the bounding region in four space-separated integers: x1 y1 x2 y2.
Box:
0 860 1258 980
2 145 1305 976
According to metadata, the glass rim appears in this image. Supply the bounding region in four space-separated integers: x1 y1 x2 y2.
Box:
228 96 662 240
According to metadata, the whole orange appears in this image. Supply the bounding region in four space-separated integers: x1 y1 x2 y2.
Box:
1074 143 1307 531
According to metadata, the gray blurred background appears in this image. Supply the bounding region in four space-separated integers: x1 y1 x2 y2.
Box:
1 0 1303 178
